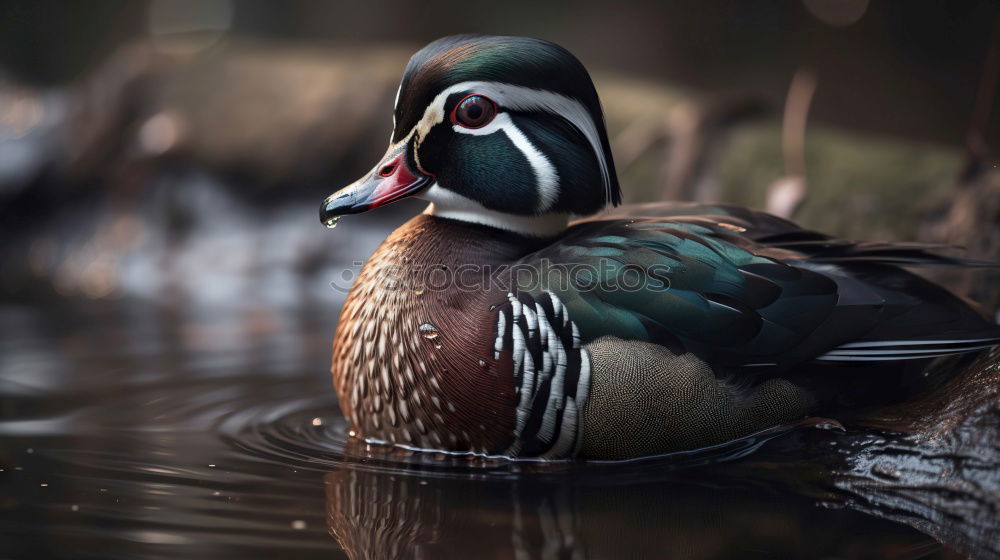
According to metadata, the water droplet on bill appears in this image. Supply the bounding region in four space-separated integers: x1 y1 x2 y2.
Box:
323 215 341 229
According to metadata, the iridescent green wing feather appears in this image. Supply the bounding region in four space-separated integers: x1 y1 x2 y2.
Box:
509 206 1000 371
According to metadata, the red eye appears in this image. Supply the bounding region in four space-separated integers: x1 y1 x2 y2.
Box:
450 95 497 128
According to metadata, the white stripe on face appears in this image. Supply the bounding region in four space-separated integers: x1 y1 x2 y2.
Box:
403 80 612 206
391 82 402 141
453 112 558 211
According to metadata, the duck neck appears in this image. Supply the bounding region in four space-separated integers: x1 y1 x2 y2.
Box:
386 212 552 270
420 185 570 238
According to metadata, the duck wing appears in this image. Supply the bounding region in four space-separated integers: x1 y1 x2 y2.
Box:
509 209 1000 372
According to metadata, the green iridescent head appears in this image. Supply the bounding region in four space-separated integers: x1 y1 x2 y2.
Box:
321 35 621 236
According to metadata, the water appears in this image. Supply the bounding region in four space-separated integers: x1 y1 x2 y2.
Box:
1 299 997 559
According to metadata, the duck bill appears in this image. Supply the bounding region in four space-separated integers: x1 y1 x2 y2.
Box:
319 144 432 225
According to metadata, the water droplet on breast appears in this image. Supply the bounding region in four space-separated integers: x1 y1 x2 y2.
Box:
418 322 442 348
323 215 341 229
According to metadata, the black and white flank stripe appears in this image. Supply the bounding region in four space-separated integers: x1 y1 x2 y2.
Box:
816 337 1000 362
493 291 591 458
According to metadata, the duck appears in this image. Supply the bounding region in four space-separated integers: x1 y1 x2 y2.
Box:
319 35 1000 460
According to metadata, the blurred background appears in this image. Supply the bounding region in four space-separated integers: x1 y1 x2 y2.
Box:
0 0 998 311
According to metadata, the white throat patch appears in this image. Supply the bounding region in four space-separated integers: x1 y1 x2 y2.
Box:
421 187 569 237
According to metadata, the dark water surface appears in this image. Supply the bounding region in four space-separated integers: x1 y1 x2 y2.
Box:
1 299 995 559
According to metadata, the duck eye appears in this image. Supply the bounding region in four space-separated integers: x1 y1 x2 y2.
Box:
451 95 496 128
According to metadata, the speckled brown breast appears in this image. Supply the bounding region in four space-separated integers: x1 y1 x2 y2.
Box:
331 214 822 460
331 214 543 454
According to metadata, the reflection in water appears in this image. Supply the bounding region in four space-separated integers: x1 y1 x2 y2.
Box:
0 296 996 558
323 458 945 560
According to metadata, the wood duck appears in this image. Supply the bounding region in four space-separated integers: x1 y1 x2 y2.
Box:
319 35 1000 460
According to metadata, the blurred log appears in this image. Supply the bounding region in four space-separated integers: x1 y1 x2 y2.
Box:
0 40 699 195
922 168 1000 314
921 20 1000 315
663 93 767 202
712 123 966 248
59 41 415 186
844 349 1000 559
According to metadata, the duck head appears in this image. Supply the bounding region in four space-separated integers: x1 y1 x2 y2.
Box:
320 35 621 236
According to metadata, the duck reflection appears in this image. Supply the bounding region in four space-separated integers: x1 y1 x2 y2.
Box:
324 452 941 560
